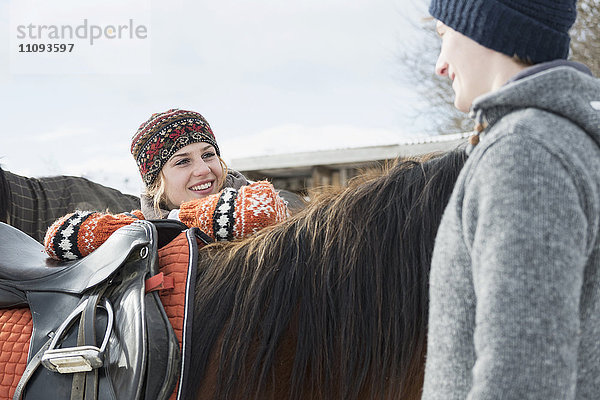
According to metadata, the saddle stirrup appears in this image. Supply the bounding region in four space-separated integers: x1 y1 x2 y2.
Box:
41 297 114 373
12 297 114 400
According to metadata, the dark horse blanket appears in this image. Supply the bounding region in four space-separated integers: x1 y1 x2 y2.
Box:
0 167 140 243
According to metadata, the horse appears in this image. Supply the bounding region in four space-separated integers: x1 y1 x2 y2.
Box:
0 166 140 243
184 149 467 400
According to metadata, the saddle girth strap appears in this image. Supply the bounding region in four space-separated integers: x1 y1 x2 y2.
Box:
71 290 106 400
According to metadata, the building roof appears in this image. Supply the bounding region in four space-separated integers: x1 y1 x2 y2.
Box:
230 132 469 174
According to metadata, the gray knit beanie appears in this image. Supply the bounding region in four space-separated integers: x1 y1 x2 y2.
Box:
429 0 577 64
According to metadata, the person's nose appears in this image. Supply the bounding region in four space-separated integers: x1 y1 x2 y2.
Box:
435 56 448 77
192 160 211 176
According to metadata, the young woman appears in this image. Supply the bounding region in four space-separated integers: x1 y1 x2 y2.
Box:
132 109 251 218
423 1 600 399
45 109 289 260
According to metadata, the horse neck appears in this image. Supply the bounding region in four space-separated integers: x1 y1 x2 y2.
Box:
188 151 466 400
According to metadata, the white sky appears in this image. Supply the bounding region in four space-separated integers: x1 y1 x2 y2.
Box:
0 0 431 195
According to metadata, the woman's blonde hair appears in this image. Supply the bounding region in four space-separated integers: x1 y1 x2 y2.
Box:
145 156 229 213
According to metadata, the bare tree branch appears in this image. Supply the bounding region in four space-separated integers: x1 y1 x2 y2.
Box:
570 0 600 76
398 0 600 136
396 1 471 135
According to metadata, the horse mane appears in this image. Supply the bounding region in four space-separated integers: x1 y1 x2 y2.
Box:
186 149 467 399
0 166 9 224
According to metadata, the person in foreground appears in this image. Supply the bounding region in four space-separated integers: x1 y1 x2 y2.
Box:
44 109 289 260
422 1 600 399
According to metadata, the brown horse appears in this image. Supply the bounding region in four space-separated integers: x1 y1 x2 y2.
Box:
184 149 467 400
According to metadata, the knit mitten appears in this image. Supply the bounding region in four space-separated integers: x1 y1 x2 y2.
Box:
44 210 144 260
178 181 289 241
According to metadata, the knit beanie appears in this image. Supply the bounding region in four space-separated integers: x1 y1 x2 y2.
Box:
429 0 577 64
131 109 220 186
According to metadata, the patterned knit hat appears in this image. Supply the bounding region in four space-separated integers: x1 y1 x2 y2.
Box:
429 0 577 64
131 109 220 186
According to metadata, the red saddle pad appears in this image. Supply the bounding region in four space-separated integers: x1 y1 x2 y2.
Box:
157 231 199 400
0 308 31 399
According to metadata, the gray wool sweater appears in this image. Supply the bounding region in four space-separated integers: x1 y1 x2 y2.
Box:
422 64 600 399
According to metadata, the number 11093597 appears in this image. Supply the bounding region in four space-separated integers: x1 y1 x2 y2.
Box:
18 43 74 52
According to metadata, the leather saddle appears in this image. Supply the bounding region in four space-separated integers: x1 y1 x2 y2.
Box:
0 220 202 400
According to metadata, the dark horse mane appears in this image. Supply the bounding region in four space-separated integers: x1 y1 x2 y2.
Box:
186 149 467 400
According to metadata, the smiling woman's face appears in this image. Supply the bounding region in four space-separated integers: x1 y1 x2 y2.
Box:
161 142 224 208
434 21 497 112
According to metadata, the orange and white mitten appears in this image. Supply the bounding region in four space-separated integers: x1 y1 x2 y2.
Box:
44 210 144 260
178 181 289 241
